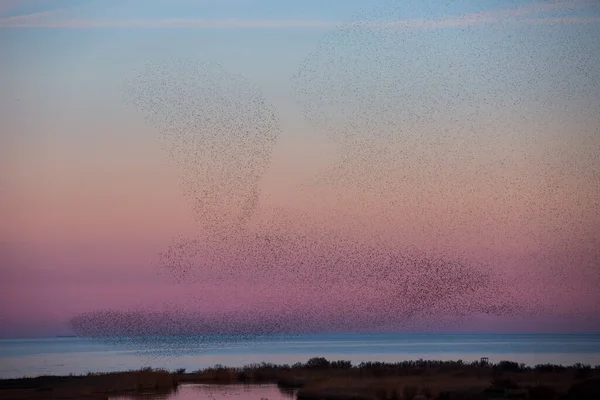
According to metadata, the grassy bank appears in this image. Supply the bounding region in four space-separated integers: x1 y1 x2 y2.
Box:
1 359 599 399
0 368 176 400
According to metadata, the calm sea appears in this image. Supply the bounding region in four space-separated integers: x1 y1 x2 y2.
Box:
1 333 599 379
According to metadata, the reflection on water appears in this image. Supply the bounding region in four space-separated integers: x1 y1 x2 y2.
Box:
111 384 295 400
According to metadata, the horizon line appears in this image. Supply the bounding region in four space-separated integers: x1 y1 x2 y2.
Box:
2 331 599 339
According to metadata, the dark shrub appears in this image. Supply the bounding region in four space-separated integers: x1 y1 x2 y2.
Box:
421 386 433 398
306 357 331 369
494 361 523 373
563 378 600 400
490 377 519 389
403 385 418 399
374 388 387 400
436 390 486 400
574 363 592 379
529 385 557 400
331 360 353 369
277 376 306 389
534 364 566 372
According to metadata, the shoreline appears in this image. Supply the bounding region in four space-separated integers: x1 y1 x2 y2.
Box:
1 358 599 399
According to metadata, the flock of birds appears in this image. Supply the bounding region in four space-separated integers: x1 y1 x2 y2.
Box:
68 0 593 357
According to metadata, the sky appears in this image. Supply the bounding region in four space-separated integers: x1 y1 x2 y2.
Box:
1 0 600 337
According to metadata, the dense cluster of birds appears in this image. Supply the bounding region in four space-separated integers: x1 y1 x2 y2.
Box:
69 0 598 357
124 58 280 238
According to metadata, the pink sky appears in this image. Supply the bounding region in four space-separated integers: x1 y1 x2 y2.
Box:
2 107 600 335
1 0 600 337
2 106 599 335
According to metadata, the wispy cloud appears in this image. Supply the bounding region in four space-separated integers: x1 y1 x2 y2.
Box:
0 0 597 28
517 16 600 24
0 0 21 17
447 0 595 20
0 0 100 25
0 16 342 28
0 0 59 18
358 0 599 29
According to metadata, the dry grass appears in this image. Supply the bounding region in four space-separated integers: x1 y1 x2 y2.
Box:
293 373 488 400
0 368 177 400
1 359 599 400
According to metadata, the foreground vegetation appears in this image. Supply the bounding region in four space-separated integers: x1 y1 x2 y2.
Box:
1 358 600 399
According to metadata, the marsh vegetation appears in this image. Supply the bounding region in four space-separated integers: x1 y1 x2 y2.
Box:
1 358 599 399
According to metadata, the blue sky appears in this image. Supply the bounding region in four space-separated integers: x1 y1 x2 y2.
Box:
2 0 599 26
2 0 598 108
1 0 599 199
